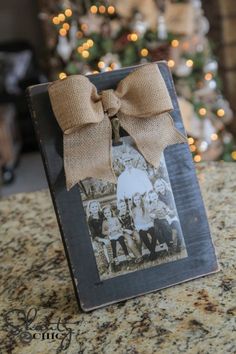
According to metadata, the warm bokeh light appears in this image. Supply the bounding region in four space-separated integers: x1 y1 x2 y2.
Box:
59 72 67 80
194 155 202 162
168 60 175 68
190 145 197 152
211 133 218 141
98 61 105 69
171 39 179 48
59 28 67 36
82 43 89 50
77 46 83 53
188 137 194 145
77 31 83 38
58 13 66 22
90 5 98 14
199 107 207 116
186 59 194 67
231 151 236 160
81 23 88 32
82 50 89 58
217 108 225 117
105 67 112 71
63 23 70 31
65 8 72 17
130 33 138 41
107 6 115 14
87 39 94 47
99 5 106 14
205 73 213 81
140 48 149 57
52 17 60 25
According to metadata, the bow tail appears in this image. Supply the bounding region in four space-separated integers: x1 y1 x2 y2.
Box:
64 114 116 190
119 112 187 169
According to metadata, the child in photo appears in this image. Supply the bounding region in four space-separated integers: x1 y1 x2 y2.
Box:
102 205 131 265
153 180 183 251
131 193 157 260
87 200 111 268
148 190 182 251
154 178 174 210
117 200 142 263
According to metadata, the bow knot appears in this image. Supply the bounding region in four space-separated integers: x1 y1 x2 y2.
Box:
48 63 187 190
101 89 121 117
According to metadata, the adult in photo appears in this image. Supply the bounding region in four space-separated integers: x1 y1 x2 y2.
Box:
87 200 112 269
116 153 153 201
154 178 175 210
117 200 142 263
131 193 157 260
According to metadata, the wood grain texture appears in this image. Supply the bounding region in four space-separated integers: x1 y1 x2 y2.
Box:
27 62 218 312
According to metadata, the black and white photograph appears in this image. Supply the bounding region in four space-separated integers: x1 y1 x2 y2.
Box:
80 137 188 280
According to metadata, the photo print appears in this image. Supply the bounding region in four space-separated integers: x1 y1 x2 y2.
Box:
80 137 188 280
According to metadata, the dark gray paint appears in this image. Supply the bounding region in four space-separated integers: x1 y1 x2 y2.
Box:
27 62 218 312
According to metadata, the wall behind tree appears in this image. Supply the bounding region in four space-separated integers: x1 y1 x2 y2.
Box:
0 0 45 63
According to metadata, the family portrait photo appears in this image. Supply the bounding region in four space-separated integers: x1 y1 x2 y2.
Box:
80 137 188 280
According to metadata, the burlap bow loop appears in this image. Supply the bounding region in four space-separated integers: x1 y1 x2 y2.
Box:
48 63 187 190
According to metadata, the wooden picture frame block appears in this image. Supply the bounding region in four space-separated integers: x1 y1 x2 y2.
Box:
27 62 218 311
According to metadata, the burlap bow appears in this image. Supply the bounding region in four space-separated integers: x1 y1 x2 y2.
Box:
48 63 186 190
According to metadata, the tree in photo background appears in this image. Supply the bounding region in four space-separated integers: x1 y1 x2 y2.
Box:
38 0 236 162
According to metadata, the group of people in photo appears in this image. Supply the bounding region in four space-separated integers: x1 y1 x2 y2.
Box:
86 173 183 270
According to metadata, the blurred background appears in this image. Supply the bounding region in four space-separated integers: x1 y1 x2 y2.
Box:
0 0 236 197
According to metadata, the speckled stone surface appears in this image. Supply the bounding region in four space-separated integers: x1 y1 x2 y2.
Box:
0 162 235 354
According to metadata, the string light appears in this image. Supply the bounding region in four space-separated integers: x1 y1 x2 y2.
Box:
105 67 112 71
190 145 197 152
63 23 70 30
77 46 83 53
205 73 213 81
90 5 98 14
140 48 149 57
58 13 66 22
98 61 105 69
83 43 89 50
65 8 72 17
81 23 88 32
77 31 83 38
168 60 175 68
231 151 236 160
217 108 225 117
199 107 207 116
93 70 99 74
186 59 194 67
99 5 106 14
130 33 138 41
107 6 115 14
211 133 218 141
59 72 67 79
87 39 94 47
52 17 60 25
171 39 179 48
82 50 89 58
188 137 194 145
59 28 67 36
194 155 202 162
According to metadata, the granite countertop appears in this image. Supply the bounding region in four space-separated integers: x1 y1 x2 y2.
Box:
0 162 235 354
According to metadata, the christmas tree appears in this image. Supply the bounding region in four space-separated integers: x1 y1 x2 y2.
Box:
39 0 236 162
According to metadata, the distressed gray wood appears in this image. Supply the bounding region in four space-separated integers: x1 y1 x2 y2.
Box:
27 62 218 312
